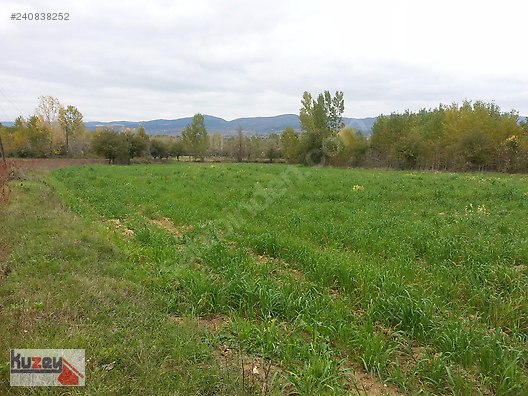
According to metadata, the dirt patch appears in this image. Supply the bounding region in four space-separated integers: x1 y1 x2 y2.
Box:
104 219 135 237
215 346 404 396
169 315 228 333
410 346 426 362
0 244 10 283
0 163 14 204
150 217 192 237
349 368 403 395
513 265 526 273
246 250 307 282
0 183 10 203
196 316 228 332
0 264 11 282
354 307 366 318
281 268 305 281
376 324 395 336
215 345 283 394
0 243 7 261
392 345 428 375
329 287 342 300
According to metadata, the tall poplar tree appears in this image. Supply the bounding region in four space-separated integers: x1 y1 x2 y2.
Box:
182 113 209 161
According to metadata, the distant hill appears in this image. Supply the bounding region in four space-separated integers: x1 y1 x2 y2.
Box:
344 117 377 134
81 114 377 136
3 114 525 136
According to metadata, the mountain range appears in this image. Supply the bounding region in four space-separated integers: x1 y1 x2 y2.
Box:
82 114 528 135
81 114 377 136
3 114 526 136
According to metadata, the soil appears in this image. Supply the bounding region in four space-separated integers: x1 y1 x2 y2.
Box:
150 217 192 237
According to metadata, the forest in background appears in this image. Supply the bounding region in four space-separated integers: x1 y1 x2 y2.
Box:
1 94 528 172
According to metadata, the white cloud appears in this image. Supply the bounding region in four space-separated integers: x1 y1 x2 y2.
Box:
1 0 527 121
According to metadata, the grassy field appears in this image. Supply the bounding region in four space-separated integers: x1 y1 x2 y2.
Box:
1 162 528 395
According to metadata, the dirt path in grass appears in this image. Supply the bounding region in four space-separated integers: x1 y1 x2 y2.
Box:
0 243 8 281
1 158 104 205
0 159 103 278
6 158 105 172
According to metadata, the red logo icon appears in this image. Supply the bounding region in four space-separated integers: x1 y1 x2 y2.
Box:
58 359 85 385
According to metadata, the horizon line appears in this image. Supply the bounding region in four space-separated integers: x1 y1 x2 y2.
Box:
1 113 379 124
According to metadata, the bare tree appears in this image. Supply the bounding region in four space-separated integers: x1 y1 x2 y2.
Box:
237 127 244 162
35 96 61 151
58 105 84 155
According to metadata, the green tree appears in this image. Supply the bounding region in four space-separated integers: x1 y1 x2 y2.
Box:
396 128 425 169
280 127 299 163
266 146 280 162
263 133 281 162
9 116 50 157
150 139 170 159
442 101 519 171
182 113 209 161
170 139 185 161
324 91 345 133
371 111 416 168
27 115 50 157
298 90 345 165
58 105 84 155
126 126 150 159
333 128 369 166
371 100 524 172
250 136 262 161
91 128 130 164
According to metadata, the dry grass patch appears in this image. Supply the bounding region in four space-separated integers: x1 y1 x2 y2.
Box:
150 217 193 237
169 315 229 333
0 244 10 283
104 218 135 237
8 158 104 171
247 249 308 283
513 264 526 273
14 306 81 334
349 367 404 396
0 162 14 204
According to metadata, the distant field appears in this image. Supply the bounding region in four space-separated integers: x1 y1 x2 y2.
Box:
2 163 527 394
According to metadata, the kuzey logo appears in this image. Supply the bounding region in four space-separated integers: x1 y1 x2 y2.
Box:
10 349 85 386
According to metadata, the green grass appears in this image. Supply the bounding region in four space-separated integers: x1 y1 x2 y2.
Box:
0 173 262 395
2 163 528 395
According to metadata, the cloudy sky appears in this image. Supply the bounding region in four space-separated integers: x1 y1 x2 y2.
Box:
1 0 527 121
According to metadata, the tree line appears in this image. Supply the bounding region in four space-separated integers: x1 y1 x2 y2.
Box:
90 114 283 164
369 102 528 172
2 94 528 173
279 93 528 173
0 98 284 164
278 90 369 167
0 96 86 158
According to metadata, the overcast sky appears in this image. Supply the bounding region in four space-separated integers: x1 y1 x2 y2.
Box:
1 0 527 121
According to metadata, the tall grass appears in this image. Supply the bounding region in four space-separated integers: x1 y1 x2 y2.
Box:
50 163 528 394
